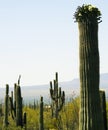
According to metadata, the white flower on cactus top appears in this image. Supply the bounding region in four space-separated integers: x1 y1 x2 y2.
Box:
88 5 96 11
78 13 82 16
74 4 101 22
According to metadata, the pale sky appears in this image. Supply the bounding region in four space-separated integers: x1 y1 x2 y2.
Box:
0 0 108 87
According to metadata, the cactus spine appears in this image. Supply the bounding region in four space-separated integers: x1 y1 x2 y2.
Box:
74 5 104 130
4 84 9 127
39 96 44 130
50 72 65 119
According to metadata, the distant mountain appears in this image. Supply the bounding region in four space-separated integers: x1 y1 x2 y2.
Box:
0 73 108 103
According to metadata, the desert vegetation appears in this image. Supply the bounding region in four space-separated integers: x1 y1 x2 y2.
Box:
0 88 108 130
0 4 107 130
0 72 107 130
0 81 80 130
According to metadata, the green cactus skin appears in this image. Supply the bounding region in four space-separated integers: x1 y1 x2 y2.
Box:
3 84 9 127
9 91 14 119
100 90 107 130
18 75 21 86
39 96 44 130
9 96 14 120
75 5 104 130
50 72 65 119
16 84 23 127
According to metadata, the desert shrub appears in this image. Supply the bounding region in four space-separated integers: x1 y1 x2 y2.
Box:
0 96 84 130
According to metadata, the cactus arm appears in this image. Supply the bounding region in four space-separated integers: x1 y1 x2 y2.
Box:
9 97 14 120
18 75 21 86
50 81 55 100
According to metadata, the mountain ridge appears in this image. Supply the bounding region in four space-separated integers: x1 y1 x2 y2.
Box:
0 73 108 103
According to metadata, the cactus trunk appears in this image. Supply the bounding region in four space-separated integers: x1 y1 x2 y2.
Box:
78 20 104 130
16 85 23 127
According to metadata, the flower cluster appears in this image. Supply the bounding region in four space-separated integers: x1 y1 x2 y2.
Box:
74 4 101 23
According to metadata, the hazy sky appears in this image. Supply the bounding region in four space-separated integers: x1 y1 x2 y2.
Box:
0 0 108 87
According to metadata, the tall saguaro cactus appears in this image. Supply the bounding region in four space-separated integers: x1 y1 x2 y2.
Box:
74 5 104 130
50 72 65 119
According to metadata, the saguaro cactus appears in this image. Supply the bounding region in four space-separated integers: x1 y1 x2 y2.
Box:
10 85 23 126
16 84 23 127
9 76 23 127
39 96 44 130
74 5 104 130
50 72 65 119
100 90 107 130
4 84 9 127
